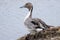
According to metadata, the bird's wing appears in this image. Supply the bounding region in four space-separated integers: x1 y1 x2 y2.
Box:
36 18 54 27
35 18 49 28
31 18 45 29
32 18 46 25
31 18 53 29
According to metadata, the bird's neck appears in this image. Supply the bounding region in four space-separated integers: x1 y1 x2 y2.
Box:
25 7 33 19
24 7 33 21
28 7 33 18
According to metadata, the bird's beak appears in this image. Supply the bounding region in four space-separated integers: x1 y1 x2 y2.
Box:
20 6 25 8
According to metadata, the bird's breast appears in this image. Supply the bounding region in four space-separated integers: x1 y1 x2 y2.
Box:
24 18 35 29
24 18 32 26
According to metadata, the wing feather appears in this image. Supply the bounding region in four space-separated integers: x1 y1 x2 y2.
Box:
31 18 53 29
31 18 45 29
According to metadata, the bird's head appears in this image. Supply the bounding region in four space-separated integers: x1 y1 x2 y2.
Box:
20 2 33 11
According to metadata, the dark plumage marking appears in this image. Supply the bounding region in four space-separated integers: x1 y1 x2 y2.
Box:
35 26 41 28
31 21 38 25
31 21 41 28
31 20 45 30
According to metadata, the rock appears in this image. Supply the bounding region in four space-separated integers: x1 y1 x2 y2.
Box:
17 26 60 40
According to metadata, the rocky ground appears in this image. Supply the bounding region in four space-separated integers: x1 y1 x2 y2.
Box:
17 26 60 40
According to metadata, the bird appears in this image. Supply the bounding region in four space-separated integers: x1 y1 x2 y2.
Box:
20 2 54 33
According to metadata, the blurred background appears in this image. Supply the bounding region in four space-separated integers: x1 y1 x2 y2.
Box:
0 0 60 40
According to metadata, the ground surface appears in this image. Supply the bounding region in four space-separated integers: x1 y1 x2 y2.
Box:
17 27 60 40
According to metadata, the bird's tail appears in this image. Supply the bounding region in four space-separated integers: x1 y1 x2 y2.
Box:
46 25 54 27
39 19 54 29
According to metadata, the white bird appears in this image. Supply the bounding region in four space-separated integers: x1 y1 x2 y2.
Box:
20 2 54 33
